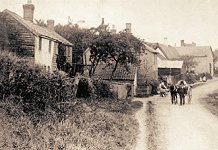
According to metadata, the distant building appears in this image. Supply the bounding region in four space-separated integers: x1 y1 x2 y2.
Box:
1 1 73 72
175 40 214 76
145 42 184 83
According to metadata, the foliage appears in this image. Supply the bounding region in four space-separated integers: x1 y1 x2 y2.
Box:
55 24 94 64
0 51 139 149
89 31 144 80
200 89 218 117
179 55 198 72
93 80 115 98
54 23 144 80
35 19 47 27
0 50 75 123
198 72 213 80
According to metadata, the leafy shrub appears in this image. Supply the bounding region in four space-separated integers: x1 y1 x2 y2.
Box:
93 80 115 98
199 72 213 80
0 51 138 150
76 78 91 98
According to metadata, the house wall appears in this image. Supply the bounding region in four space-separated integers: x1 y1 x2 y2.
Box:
3 12 35 57
35 37 54 72
66 46 73 65
193 54 214 76
138 50 158 80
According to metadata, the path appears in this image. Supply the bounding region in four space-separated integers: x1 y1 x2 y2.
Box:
134 78 218 150
155 78 218 150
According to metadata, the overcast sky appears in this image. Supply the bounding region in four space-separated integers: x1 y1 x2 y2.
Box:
1 0 218 49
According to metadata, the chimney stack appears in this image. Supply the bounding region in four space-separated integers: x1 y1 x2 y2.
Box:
181 40 184 47
126 23 132 33
110 25 116 34
23 0 35 22
101 18 104 25
47 19 55 30
164 37 168 45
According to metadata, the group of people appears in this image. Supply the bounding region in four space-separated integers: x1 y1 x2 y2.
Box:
159 80 192 106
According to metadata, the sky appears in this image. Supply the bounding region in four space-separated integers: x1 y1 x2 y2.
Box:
1 0 218 50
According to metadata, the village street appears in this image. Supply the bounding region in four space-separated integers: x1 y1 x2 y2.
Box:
135 77 218 150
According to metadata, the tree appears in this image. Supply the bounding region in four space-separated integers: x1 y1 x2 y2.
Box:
89 30 144 80
179 55 198 72
35 19 47 27
54 23 144 80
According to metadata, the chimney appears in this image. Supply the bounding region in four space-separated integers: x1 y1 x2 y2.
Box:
23 0 35 22
181 40 184 47
110 25 116 34
164 37 168 45
126 23 132 33
47 19 55 30
101 18 104 25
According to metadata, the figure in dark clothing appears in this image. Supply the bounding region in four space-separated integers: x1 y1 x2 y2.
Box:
177 82 187 105
170 84 177 104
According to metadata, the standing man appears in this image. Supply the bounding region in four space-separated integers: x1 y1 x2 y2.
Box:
177 81 187 105
170 84 177 104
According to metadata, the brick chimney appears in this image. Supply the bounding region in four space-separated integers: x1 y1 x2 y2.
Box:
126 23 132 33
101 18 104 25
164 37 168 45
181 40 185 47
47 19 55 30
23 0 35 22
110 25 116 34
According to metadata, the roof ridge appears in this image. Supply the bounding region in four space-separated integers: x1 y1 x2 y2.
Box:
3 9 72 45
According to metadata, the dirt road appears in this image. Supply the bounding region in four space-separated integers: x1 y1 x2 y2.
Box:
155 78 218 150
134 78 218 150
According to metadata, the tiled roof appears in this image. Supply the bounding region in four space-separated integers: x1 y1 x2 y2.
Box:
158 44 180 59
143 43 157 54
3 9 72 46
93 64 136 81
144 42 180 60
175 46 212 57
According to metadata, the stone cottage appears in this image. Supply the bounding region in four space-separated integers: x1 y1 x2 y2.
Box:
175 40 214 76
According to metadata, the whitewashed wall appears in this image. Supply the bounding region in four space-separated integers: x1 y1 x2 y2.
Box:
35 36 54 72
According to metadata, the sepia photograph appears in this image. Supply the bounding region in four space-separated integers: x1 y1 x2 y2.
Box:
0 0 218 149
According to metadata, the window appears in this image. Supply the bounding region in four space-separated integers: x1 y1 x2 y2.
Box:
39 37 42 50
67 47 71 57
48 66 51 72
49 40 52 53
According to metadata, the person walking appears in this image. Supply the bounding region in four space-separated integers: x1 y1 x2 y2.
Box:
177 81 187 105
170 84 177 104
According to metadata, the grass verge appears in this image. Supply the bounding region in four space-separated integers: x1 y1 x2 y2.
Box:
200 89 218 116
146 101 159 150
0 98 139 150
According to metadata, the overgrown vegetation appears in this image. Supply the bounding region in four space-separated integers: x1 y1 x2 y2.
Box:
146 101 159 150
200 89 218 116
0 51 138 150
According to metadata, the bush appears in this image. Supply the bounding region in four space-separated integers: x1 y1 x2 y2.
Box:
0 51 75 123
93 80 115 98
0 51 138 150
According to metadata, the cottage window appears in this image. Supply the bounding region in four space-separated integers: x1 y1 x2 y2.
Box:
49 41 52 53
48 66 51 72
39 37 42 50
67 47 71 57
